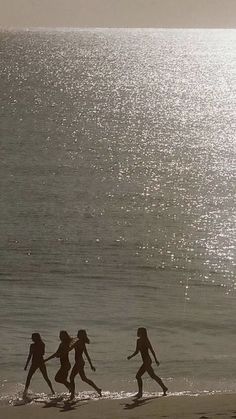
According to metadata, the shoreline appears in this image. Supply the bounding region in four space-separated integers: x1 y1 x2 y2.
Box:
0 393 236 418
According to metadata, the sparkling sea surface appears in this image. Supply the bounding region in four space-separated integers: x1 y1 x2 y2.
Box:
0 28 236 404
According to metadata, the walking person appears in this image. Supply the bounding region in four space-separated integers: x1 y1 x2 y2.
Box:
127 327 168 399
23 333 55 398
69 329 102 400
45 330 73 392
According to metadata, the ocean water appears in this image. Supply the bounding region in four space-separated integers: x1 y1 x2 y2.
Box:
0 28 236 404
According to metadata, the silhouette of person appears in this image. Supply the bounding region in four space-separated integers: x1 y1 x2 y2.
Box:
44 330 73 392
127 327 168 398
23 333 55 398
69 329 102 400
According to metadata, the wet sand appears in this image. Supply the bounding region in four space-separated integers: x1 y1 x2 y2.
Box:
0 394 236 419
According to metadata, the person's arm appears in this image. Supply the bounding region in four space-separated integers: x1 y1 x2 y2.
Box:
24 345 33 370
44 344 61 362
84 346 96 371
127 341 139 360
148 340 160 366
65 339 78 355
46 339 77 362
44 352 58 362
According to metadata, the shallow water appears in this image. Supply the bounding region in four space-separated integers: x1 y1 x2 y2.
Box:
0 28 236 403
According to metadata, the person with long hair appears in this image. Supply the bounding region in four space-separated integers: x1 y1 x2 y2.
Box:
127 327 168 398
44 330 73 392
69 329 102 400
23 333 55 398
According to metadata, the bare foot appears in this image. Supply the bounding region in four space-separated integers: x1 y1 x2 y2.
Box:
163 386 168 396
67 383 73 392
133 392 142 399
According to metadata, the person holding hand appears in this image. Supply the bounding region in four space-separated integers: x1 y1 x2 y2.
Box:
44 330 73 392
23 333 55 398
69 329 102 400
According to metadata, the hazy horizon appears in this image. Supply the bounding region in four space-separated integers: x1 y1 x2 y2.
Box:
0 0 236 28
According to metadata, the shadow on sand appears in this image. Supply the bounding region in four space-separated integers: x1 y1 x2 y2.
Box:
42 396 90 412
122 396 159 410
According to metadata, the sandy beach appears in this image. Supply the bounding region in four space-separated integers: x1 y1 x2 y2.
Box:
0 394 236 419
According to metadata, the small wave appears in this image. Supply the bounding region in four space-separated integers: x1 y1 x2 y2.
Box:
2 387 233 407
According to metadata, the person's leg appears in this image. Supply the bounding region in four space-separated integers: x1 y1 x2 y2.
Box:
55 366 71 391
147 365 168 395
69 364 79 400
23 365 38 397
135 364 146 398
78 367 102 396
39 364 55 394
